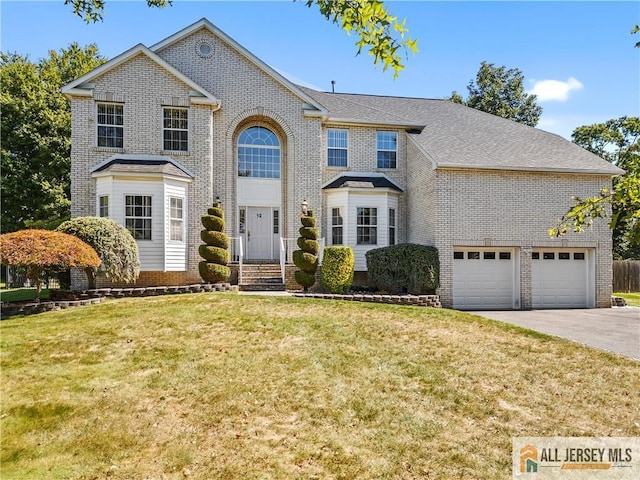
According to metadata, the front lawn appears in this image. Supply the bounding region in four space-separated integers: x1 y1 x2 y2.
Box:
1 294 638 479
0 288 51 303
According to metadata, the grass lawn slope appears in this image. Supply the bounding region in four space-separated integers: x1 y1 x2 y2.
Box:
2 294 638 479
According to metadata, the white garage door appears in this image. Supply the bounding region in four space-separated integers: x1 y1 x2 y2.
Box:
453 249 517 310
532 249 590 308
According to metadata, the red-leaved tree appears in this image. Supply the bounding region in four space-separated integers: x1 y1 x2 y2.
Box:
0 229 101 300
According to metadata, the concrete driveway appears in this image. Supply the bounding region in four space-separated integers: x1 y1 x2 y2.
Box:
470 308 640 361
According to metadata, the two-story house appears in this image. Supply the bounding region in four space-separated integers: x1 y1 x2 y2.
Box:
62 18 623 309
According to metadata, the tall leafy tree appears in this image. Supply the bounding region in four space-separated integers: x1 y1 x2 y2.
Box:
449 61 542 127
0 44 106 233
550 117 640 259
64 0 418 77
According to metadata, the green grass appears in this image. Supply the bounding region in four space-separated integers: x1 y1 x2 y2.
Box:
0 288 51 302
1 294 638 479
614 292 640 306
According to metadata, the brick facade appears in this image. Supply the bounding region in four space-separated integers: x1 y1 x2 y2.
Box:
64 19 617 309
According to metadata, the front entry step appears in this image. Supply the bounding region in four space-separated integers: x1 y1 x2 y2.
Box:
239 264 286 292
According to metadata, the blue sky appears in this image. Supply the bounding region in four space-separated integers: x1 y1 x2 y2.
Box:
1 1 638 139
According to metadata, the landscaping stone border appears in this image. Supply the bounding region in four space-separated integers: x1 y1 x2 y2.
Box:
293 292 442 308
611 296 628 307
1 283 238 319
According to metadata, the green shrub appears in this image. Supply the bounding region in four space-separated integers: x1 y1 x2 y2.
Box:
200 230 230 249
293 209 319 291
301 216 316 228
366 244 439 294
198 245 230 265
298 227 319 240
297 237 319 255
207 207 224 218
294 270 316 289
199 262 231 284
57 216 140 289
201 214 225 232
322 247 354 293
198 201 230 283
292 250 317 273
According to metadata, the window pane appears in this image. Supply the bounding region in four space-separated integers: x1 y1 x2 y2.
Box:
327 129 347 167
125 195 152 240
357 207 377 245
377 131 397 169
328 149 347 167
97 103 124 148
163 108 188 152
331 207 343 245
388 208 396 246
238 128 281 178
99 195 109 217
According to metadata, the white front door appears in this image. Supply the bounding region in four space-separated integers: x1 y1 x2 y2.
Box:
246 207 272 260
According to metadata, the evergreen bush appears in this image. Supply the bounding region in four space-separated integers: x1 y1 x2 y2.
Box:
293 208 319 291
57 216 140 289
199 201 231 283
322 246 354 294
366 244 439 294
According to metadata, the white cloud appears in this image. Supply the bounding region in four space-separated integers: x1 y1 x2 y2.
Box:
528 77 583 102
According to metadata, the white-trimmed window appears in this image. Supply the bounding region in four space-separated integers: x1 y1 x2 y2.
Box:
169 197 184 242
163 108 188 152
357 207 377 245
376 131 397 169
388 208 396 245
97 103 124 148
237 126 280 178
327 129 348 167
331 207 343 245
125 195 152 240
99 195 109 217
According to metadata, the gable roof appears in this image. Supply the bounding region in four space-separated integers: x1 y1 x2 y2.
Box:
61 44 220 107
300 88 624 176
150 18 327 118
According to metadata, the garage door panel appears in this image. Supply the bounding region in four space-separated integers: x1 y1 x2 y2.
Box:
532 249 588 309
453 249 515 310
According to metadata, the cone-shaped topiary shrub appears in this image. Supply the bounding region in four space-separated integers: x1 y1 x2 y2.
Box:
322 246 354 294
199 201 231 283
293 208 318 291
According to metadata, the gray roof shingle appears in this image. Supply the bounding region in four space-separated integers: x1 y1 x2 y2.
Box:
299 87 623 175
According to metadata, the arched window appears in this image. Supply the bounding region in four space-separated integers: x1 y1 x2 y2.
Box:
237 126 281 178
